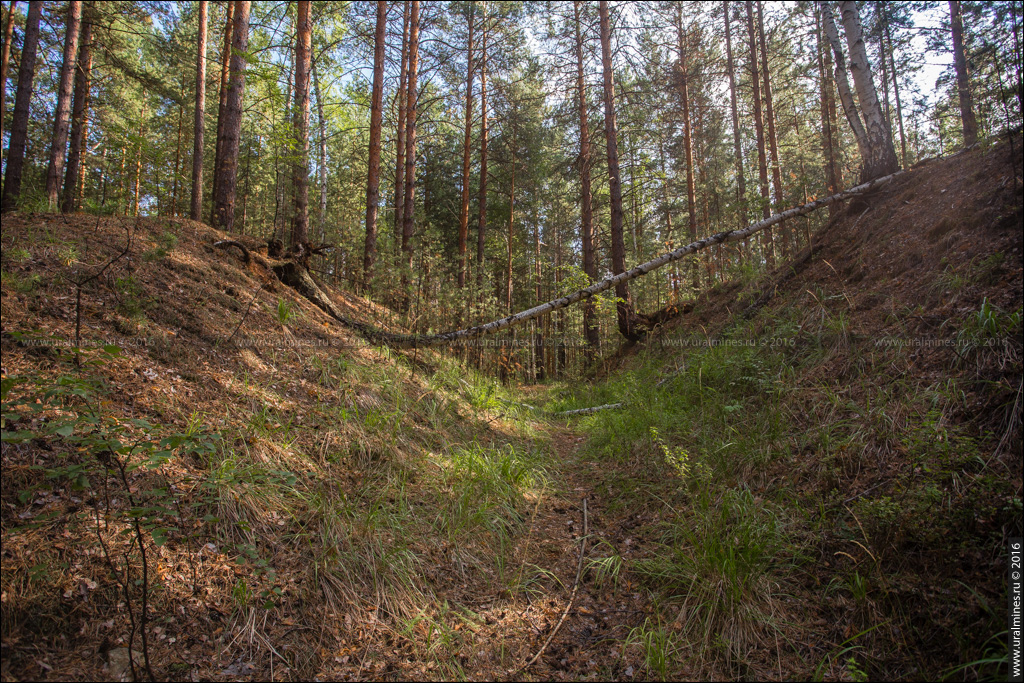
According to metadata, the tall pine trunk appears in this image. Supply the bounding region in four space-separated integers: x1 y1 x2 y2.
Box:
210 0 235 224
677 6 698 289
815 4 840 215
476 5 489 292
211 0 250 231
2 1 42 212
505 130 515 314
291 0 312 251
757 1 785 257
190 0 207 220
62 8 92 214
723 2 746 233
132 102 146 216
394 1 410 260
457 2 475 289
313 62 327 241
574 0 599 357
45 0 82 211
401 0 420 307
881 6 908 168
363 0 386 287
599 0 635 341
948 0 978 146
745 1 772 266
1 0 18 195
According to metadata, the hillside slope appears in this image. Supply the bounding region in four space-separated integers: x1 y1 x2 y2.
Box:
548 137 1022 679
0 212 595 680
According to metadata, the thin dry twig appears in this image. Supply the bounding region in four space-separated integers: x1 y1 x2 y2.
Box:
513 497 589 677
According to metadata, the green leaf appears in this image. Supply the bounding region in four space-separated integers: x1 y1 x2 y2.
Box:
55 424 75 437
152 528 169 547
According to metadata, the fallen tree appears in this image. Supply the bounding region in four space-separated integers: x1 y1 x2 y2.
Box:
217 171 901 349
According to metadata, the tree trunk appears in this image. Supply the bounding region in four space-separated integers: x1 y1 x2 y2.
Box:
476 5 489 292
948 0 978 146
815 4 840 214
46 0 82 211
210 0 235 224
677 6 698 290
363 0 386 287
599 0 635 341
881 6 908 168
745 0 772 267
62 8 92 214
401 0 420 307
573 0 599 357
212 0 250 232
820 1 870 168
457 1 475 289
757 1 785 257
132 102 146 216
313 61 327 241
723 1 746 232
2 0 40 211
505 132 515 313
190 0 207 220
291 0 312 251
838 0 898 180
1 0 19 196
394 1 410 259
170 80 184 215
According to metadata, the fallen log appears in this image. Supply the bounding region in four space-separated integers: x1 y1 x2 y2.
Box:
217 172 901 350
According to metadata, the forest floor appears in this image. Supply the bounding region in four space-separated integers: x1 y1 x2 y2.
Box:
2 135 1022 682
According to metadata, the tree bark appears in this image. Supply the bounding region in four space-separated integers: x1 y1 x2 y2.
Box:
2 0 41 212
505 130 515 313
1 0 18 196
745 0 772 266
838 0 898 180
401 0 420 306
62 8 92 214
820 1 870 167
212 0 250 232
599 0 636 341
676 6 698 289
190 0 207 220
757 1 786 257
394 1 410 259
313 61 327 241
948 0 978 146
881 6 908 168
291 0 312 251
132 102 146 216
46 0 82 211
171 90 184 215
457 1 475 289
363 0 386 287
723 1 746 232
210 0 235 224
476 5 489 291
815 4 840 214
574 0 599 357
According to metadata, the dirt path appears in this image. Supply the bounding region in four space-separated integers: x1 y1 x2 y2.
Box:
473 426 660 681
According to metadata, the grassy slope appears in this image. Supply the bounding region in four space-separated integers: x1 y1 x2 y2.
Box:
0 213 573 680
545 138 1023 680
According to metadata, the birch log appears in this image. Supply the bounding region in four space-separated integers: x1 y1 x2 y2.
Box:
229 172 900 349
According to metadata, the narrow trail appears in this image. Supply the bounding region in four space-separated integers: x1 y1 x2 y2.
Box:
479 424 667 681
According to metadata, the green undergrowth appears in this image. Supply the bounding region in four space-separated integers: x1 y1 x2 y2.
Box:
544 287 1021 680
1 335 551 677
